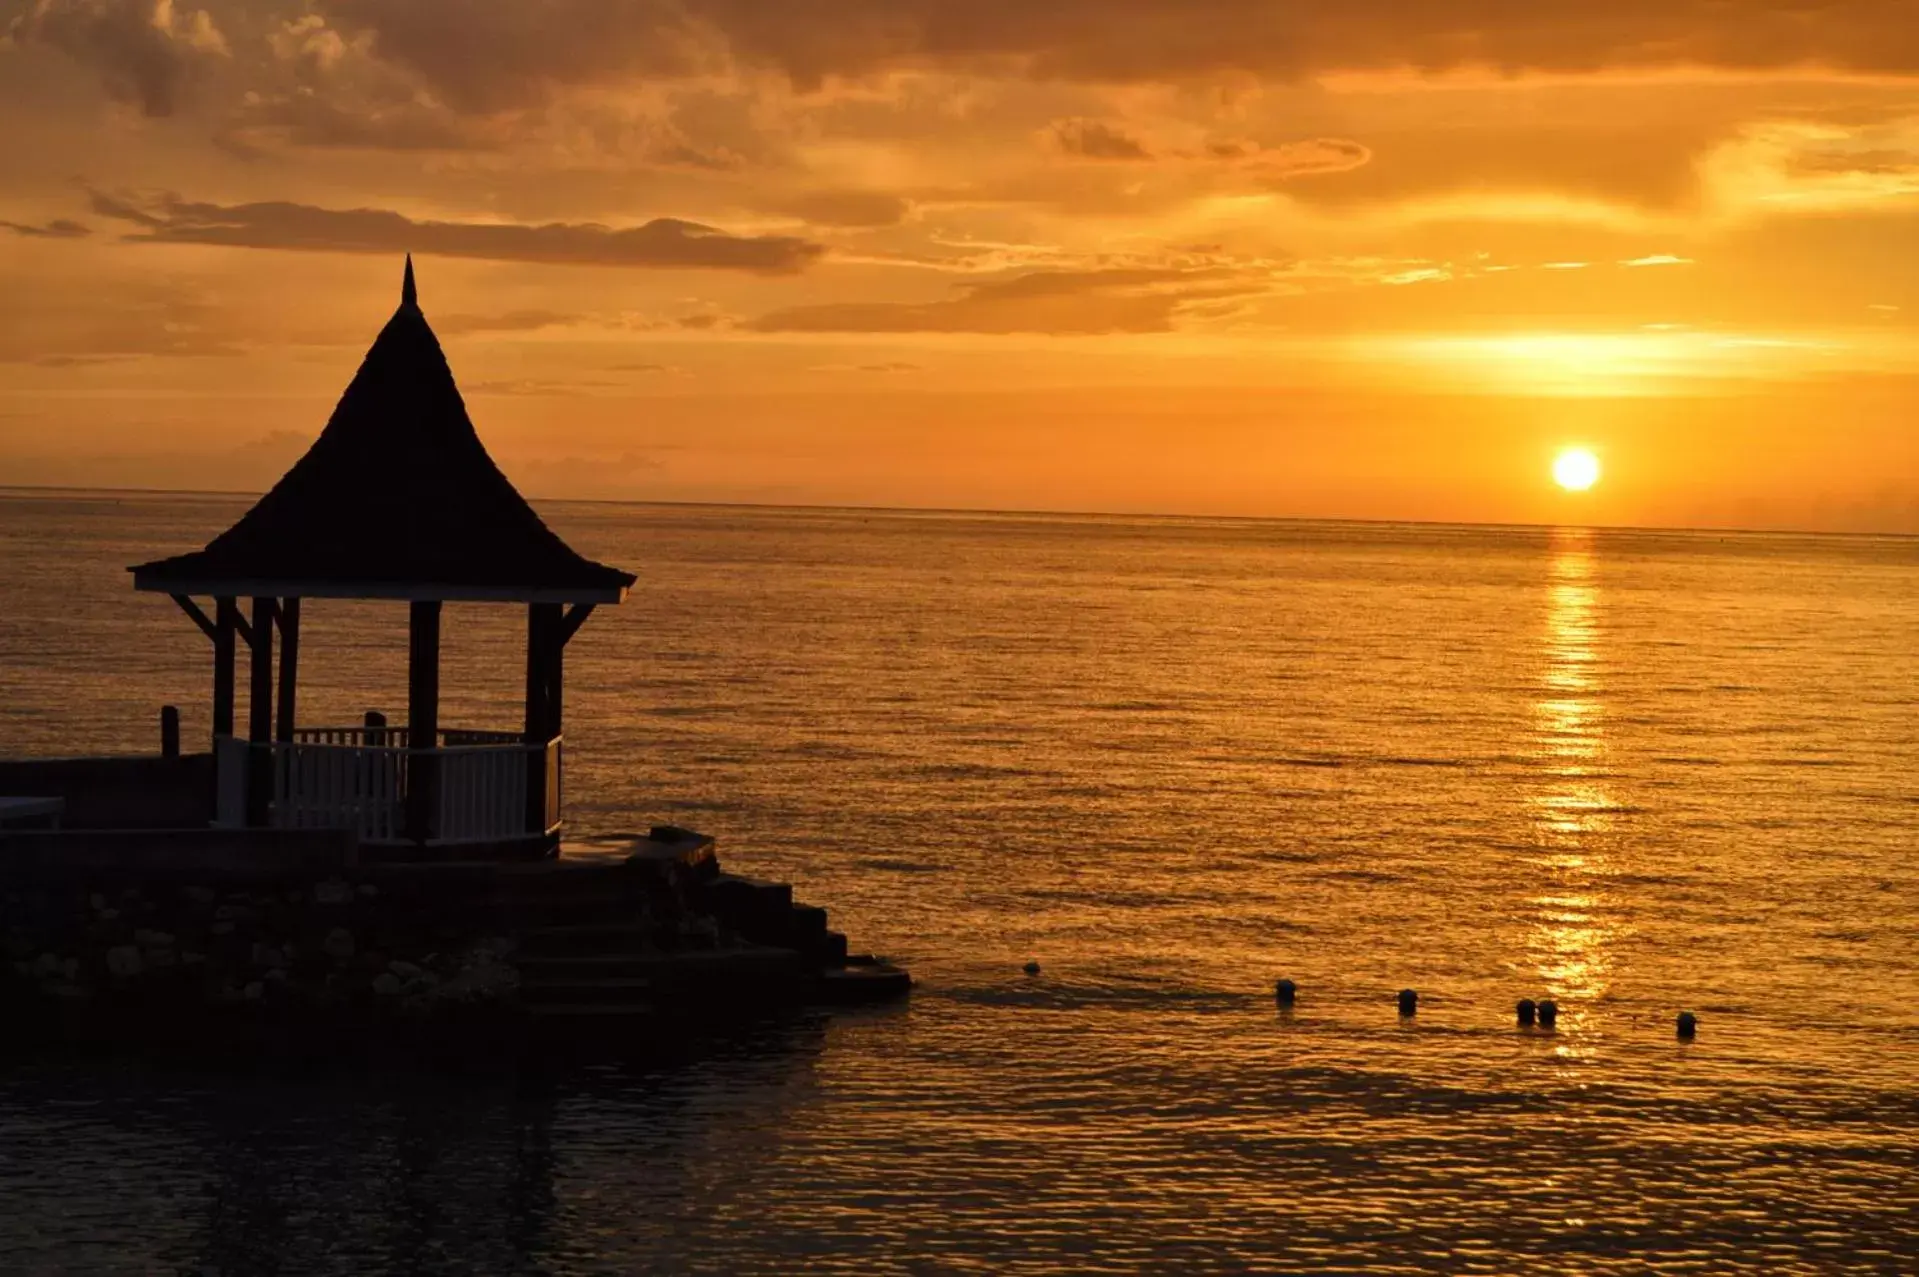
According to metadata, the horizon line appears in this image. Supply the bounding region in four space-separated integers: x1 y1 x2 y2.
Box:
0 481 1913 543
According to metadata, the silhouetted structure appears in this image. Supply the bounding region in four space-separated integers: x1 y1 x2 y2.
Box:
131 258 634 854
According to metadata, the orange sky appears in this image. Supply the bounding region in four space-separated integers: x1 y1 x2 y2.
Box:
3 1 1917 531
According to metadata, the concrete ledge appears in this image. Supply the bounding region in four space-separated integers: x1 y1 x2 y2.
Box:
563 826 718 878
0 827 357 880
0 755 213 829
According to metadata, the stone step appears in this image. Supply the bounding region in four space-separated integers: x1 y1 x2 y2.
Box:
710 871 790 902
711 897 832 949
499 862 637 889
520 976 657 1006
527 1002 659 1021
520 922 665 955
517 952 662 979
511 897 651 929
787 904 829 939
815 961 913 1005
704 874 793 920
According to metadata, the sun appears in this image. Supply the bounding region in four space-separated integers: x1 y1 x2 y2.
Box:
1552 447 1602 492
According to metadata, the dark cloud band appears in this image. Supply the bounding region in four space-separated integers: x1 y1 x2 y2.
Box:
87 191 825 273
314 0 1919 111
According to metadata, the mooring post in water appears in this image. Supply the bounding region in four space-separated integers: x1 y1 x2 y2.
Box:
1516 998 1536 1027
1397 988 1418 1016
1275 978 1297 1008
160 705 180 759
1538 999 1559 1030
1676 1011 1698 1040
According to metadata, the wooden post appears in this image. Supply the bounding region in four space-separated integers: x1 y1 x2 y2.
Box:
523 603 562 834
160 705 180 759
248 597 275 744
246 597 275 825
522 604 541 740
549 618 567 739
406 600 442 842
275 597 301 742
212 597 237 741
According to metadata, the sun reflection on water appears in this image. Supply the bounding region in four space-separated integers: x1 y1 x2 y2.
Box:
1527 528 1618 1023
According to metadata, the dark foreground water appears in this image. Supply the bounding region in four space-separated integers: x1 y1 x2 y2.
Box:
1 490 1916 1274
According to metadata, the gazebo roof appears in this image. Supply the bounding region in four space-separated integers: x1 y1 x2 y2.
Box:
131 258 634 604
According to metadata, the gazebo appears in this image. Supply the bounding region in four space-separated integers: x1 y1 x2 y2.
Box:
131 258 634 855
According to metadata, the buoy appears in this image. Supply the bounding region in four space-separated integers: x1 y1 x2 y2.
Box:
1397 988 1418 1016
1538 999 1559 1030
1274 978 1297 1008
1022 960 1041 976
1516 998 1536 1027
1676 1011 1697 1040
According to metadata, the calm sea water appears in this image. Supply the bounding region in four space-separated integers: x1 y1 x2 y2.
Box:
0 490 1915 1274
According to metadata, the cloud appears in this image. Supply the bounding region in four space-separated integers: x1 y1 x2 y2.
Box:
435 309 579 335
429 308 738 335
1790 147 1919 176
0 276 243 362
304 2 1919 110
0 218 91 238
1229 137 1372 181
468 377 622 396
1045 124 1370 178
316 0 711 113
774 190 912 227
25 353 137 366
1052 118 1151 160
88 190 827 273
224 93 494 153
748 265 1264 334
722 2 1919 81
8 0 228 117
1282 117 1725 210
508 451 670 498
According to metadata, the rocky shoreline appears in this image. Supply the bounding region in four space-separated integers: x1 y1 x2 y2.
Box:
0 826 909 1052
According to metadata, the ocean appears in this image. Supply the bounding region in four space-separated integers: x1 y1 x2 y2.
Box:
0 489 1915 1274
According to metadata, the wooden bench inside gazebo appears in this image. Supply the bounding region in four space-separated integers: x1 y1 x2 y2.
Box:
130 259 634 857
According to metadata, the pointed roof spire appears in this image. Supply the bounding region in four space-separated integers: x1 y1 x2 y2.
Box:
127 257 635 604
401 253 417 308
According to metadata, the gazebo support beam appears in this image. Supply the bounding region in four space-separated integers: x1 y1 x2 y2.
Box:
524 603 555 740
407 600 442 842
275 597 301 742
245 596 276 825
212 597 238 741
247 597 276 744
557 602 596 646
524 602 564 835
171 594 217 642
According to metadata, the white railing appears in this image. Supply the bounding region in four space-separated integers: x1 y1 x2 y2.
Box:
272 737 409 841
290 725 525 749
216 728 562 845
433 741 529 843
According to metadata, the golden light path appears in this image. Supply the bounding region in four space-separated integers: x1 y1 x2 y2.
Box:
1553 447 1603 492
1528 528 1618 1048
